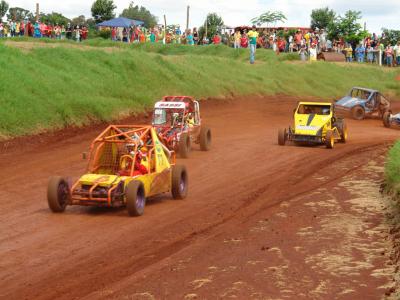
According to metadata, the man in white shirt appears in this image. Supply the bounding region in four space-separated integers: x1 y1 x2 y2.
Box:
394 42 400 66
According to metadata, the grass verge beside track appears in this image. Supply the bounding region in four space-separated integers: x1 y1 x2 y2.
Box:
0 39 399 139
386 141 400 196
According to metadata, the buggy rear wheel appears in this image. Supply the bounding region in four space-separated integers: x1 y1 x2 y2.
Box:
171 165 188 200
325 130 334 149
278 128 287 146
351 106 365 120
199 126 212 151
126 181 146 217
383 112 391 128
179 133 191 158
47 176 69 213
338 120 348 143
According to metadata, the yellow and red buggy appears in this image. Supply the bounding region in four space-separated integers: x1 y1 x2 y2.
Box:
152 96 212 158
47 125 188 217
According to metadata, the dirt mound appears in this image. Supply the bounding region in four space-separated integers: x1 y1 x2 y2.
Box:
323 52 346 62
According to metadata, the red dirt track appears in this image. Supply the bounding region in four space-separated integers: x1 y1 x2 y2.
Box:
1 96 399 299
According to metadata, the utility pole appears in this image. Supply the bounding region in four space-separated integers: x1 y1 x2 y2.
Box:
205 16 208 38
36 3 39 22
186 5 190 31
164 15 167 45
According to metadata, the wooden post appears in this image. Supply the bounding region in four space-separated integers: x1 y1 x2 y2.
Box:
36 3 39 22
163 14 167 45
186 6 190 31
205 18 208 38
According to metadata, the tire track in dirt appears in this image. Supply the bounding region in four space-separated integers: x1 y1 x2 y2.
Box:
0 96 399 300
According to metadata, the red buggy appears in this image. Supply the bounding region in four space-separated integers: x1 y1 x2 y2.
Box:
152 96 212 158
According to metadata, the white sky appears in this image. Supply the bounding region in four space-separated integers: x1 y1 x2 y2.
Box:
4 0 400 33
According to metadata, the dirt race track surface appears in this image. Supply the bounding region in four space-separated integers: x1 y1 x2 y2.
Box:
1 96 400 300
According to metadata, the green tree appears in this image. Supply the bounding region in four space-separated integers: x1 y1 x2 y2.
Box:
251 11 286 27
198 13 224 40
7 7 33 21
40 12 70 25
91 0 116 23
381 28 400 46
310 7 335 30
0 0 9 20
120 1 158 28
71 15 86 26
333 10 367 45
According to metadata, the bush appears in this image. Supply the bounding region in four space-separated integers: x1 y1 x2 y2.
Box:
97 28 111 40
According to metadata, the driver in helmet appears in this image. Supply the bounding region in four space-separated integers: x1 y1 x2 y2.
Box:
321 107 330 115
119 141 148 176
187 113 195 127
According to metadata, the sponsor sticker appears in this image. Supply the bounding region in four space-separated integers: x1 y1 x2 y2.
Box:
296 125 318 130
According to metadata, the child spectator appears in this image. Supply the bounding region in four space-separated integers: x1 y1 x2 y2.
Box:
344 44 353 62
298 45 307 61
213 33 221 45
366 45 374 63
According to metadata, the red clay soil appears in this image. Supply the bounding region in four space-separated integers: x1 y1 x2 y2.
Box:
0 96 399 300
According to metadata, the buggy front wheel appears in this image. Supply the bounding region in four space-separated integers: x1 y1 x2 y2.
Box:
171 165 188 200
47 176 70 213
383 112 391 128
325 130 334 149
278 128 287 146
126 181 146 217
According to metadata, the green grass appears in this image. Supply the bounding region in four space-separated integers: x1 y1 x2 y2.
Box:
386 141 400 195
0 39 399 139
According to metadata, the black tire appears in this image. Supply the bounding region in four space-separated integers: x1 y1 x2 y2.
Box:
126 181 146 217
199 126 212 151
179 133 191 158
278 128 287 146
383 111 391 128
338 120 348 143
171 165 188 200
47 176 69 213
325 130 334 149
351 106 365 120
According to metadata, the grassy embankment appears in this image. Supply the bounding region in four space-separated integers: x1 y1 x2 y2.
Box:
0 38 399 139
386 142 400 196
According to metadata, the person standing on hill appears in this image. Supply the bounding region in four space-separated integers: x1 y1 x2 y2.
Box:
234 29 241 49
193 28 199 45
355 43 365 63
66 23 72 39
344 44 353 62
248 25 259 64
186 29 194 45
394 42 400 66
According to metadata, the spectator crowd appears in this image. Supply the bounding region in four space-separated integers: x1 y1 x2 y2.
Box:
1 18 399 67
0 20 89 42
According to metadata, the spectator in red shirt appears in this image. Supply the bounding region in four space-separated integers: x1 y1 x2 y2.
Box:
111 27 117 41
213 33 221 45
240 33 248 48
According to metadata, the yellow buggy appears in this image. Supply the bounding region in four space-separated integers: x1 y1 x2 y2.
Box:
47 125 188 217
278 102 348 149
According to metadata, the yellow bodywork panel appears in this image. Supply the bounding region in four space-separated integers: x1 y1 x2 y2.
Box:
294 102 333 136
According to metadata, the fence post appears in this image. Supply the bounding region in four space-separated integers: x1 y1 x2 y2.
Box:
379 49 382 66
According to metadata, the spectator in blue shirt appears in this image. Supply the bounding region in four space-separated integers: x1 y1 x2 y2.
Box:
355 43 365 63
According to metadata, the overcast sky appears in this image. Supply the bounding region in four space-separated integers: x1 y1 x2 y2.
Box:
4 0 400 33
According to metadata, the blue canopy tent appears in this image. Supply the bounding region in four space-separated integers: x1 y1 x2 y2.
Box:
96 17 144 28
